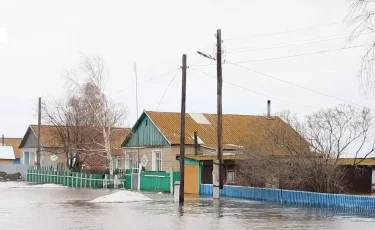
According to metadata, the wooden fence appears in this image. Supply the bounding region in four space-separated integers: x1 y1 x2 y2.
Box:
27 168 126 189
200 184 375 211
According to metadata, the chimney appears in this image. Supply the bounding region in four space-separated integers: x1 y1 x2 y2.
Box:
1 134 4 146
194 132 198 155
267 100 271 117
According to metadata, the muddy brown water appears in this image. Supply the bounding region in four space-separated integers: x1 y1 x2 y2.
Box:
1 182 375 230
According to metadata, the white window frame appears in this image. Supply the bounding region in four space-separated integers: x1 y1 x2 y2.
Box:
152 150 162 171
113 157 119 170
125 150 138 169
23 151 30 164
226 170 235 184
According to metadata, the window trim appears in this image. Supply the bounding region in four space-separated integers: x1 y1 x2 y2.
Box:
23 151 30 164
152 150 162 171
226 170 235 184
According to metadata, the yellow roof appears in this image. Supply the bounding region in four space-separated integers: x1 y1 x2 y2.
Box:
337 158 375 166
184 154 248 161
184 155 375 166
146 111 308 155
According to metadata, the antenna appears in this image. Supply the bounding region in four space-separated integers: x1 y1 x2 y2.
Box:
133 62 140 166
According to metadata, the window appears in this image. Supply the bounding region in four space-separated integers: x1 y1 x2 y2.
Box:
34 153 44 164
68 151 77 168
125 151 138 169
152 150 162 171
113 157 119 170
23 151 30 164
226 171 235 184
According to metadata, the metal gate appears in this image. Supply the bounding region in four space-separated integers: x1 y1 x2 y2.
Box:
131 168 139 190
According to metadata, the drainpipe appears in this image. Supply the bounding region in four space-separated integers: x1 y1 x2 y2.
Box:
1 134 4 146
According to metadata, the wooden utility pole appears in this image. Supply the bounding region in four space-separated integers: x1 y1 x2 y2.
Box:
179 54 187 203
216 29 223 189
36 97 42 168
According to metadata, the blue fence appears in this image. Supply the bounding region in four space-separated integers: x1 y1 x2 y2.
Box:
200 184 375 211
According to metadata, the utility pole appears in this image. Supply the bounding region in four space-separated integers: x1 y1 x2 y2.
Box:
36 97 41 169
212 29 223 199
179 54 187 203
216 29 224 190
196 29 223 199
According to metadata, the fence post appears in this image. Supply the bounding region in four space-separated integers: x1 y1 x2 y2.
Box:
170 167 173 194
71 172 73 188
138 164 142 190
90 174 92 188
103 174 107 189
80 172 83 188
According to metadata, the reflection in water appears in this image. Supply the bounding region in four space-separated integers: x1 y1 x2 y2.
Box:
1 185 375 230
178 203 184 217
213 199 223 218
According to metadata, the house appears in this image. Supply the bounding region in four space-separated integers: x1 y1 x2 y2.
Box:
19 125 130 170
0 136 22 164
121 111 303 178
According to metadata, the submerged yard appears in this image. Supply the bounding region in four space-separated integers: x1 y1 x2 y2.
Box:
0 182 375 230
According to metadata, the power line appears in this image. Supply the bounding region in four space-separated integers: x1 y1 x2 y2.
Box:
225 61 369 109
189 67 321 110
225 22 344 41
226 33 352 53
156 68 181 110
191 45 365 67
142 68 181 84
229 45 366 64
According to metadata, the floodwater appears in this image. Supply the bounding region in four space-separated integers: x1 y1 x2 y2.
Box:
1 182 375 230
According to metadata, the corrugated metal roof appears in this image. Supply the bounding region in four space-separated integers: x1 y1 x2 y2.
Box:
337 158 375 166
146 111 307 154
0 146 15 160
184 155 375 165
22 125 130 154
184 154 248 161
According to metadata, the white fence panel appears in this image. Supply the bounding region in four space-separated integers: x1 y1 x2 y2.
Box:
0 164 29 180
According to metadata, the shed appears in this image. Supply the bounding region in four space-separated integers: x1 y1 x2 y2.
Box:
0 146 16 164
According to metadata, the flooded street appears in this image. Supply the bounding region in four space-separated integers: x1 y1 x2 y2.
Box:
1 182 375 230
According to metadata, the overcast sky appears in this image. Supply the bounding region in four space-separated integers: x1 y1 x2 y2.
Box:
1 0 374 138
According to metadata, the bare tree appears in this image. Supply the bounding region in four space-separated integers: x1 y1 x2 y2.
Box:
43 54 127 174
236 105 375 193
348 0 375 92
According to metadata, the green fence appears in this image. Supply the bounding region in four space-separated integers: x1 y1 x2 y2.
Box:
27 168 180 191
140 171 180 192
27 169 126 189
125 169 132 189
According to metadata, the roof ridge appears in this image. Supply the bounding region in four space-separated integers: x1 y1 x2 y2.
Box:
146 110 278 117
29 124 130 129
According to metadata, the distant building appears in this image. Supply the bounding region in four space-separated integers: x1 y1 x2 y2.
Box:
19 125 130 171
0 137 22 164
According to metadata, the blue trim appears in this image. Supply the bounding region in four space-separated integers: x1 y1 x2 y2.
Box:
200 184 375 211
